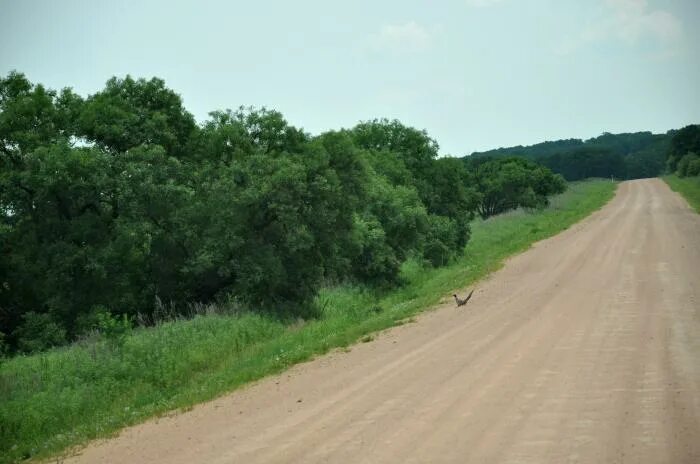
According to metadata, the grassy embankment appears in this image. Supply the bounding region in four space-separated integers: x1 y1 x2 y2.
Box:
663 174 700 213
0 179 617 463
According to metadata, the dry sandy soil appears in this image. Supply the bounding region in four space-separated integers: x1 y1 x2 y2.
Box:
64 179 700 464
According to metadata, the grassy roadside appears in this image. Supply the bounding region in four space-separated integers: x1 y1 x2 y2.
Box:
0 179 617 464
663 174 700 213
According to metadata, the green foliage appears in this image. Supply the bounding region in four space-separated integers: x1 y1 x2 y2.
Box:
471 157 566 219
422 157 478 220
350 118 438 178
667 125 700 173
185 110 362 308
347 120 476 274
624 147 666 179
664 175 700 213
1 141 116 339
0 71 657 360
689 158 700 177
0 71 81 157
14 312 67 353
198 151 325 307
0 332 8 358
0 180 615 464
471 131 670 180
349 213 401 286
541 148 626 180
0 311 286 464
96 311 133 349
422 215 461 267
676 153 700 177
79 76 197 156
2 73 493 353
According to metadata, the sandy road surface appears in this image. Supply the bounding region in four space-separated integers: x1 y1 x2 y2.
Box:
65 179 700 464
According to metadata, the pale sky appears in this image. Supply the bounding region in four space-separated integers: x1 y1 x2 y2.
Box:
1 0 698 156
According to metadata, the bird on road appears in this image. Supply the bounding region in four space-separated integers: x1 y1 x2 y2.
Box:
453 290 474 307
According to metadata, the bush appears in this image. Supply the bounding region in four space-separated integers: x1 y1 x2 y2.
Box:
689 158 700 177
677 153 700 177
13 312 67 353
96 311 133 349
348 213 402 286
422 215 462 267
473 157 567 218
0 331 8 358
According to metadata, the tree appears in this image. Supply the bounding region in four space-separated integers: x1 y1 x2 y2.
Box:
677 153 700 177
0 72 485 353
350 118 438 174
350 119 439 202
1 141 117 341
472 157 565 219
79 76 197 157
668 125 700 173
350 120 477 268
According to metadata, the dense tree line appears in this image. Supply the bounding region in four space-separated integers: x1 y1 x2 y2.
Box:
0 72 568 354
667 125 700 177
470 131 671 181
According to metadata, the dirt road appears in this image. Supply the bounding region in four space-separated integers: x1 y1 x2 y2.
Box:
66 179 700 464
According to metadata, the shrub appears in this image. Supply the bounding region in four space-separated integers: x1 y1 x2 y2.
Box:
687 156 700 177
0 331 8 358
96 311 133 349
677 153 700 177
13 312 67 353
422 215 462 267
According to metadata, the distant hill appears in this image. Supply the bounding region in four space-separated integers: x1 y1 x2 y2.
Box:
467 131 674 180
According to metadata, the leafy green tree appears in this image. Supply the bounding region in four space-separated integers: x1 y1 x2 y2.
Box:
79 76 197 156
540 148 625 181
312 131 372 279
624 148 666 179
14 312 67 353
198 107 308 162
186 110 368 309
361 145 415 188
677 153 700 177
422 215 462 267
690 158 700 177
422 157 478 219
349 119 441 206
1 141 114 341
350 121 476 268
0 71 81 158
668 125 700 173
350 118 438 177
0 72 487 353
348 212 401 286
185 152 325 308
472 157 565 219
403 157 478 265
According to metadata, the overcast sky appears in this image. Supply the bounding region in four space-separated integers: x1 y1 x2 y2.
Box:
1 0 698 156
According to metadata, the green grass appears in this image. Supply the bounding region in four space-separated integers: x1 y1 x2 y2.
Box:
663 174 700 213
0 179 617 464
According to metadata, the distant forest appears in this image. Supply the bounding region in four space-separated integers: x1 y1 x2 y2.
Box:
469 131 672 180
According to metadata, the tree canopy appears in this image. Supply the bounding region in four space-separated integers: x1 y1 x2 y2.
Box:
667 125 700 177
468 157 566 219
1 72 573 354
